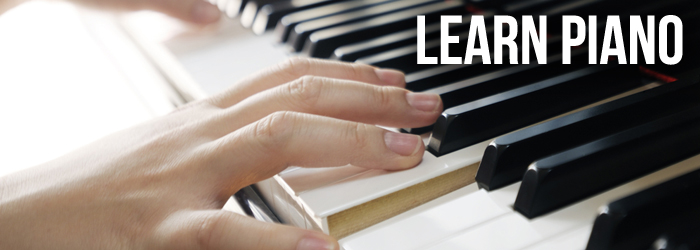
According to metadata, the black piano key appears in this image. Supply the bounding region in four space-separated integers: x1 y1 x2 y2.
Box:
406 63 495 92
401 126 434 135
304 1 467 58
403 45 548 92
401 51 590 134
462 0 610 33
514 106 700 219
404 32 563 91
585 168 700 250
356 29 477 74
427 64 642 157
540 0 676 32
438 53 588 109
275 0 396 43
650 228 700 250
334 27 431 62
240 0 288 28
359 22 551 75
333 15 475 62
642 9 700 77
476 72 700 191
287 0 439 52
252 0 344 35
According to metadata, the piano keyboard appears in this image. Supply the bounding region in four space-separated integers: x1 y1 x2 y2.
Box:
125 0 700 249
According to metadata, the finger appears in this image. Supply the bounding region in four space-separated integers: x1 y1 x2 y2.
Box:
218 76 442 132
204 111 424 184
144 0 221 24
154 210 338 250
207 57 406 108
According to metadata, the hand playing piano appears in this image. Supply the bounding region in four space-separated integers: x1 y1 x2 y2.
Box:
69 0 221 24
0 58 442 250
0 0 220 24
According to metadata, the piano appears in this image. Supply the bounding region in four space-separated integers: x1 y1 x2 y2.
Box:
119 0 700 249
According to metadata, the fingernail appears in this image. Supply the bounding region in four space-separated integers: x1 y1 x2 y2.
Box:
384 132 421 156
406 92 441 112
297 236 336 250
192 1 221 24
375 68 405 86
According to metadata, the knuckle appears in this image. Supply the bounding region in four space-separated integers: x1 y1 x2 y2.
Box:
279 57 312 77
345 122 371 151
287 75 324 108
349 63 368 79
373 86 395 110
254 111 298 148
195 213 230 250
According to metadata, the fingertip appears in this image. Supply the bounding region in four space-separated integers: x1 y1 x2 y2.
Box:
395 134 425 171
405 92 443 127
406 92 442 113
191 1 221 24
384 131 422 157
374 68 406 87
297 234 339 250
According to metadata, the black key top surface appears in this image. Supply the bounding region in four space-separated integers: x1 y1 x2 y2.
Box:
334 14 479 62
288 0 438 52
252 0 343 35
434 51 588 109
586 167 700 250
304 1 466 58
356 29 480 74
514 105 700 218
476 74 700 191
334 27 430 62
401 52 589 134
275 0 396 43
649 228 700 250
360 25 551 77
428 64 642 157
405 60 513 92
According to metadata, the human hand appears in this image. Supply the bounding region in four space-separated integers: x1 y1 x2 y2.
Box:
69 0 221 24
0 58 442 250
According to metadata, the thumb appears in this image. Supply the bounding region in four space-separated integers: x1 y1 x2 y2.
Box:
153 210 339 250
146 0 221 24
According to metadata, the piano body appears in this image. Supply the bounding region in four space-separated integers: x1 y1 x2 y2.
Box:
118 0 700 249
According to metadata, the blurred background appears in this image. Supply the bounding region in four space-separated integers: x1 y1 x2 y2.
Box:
0 1 175 177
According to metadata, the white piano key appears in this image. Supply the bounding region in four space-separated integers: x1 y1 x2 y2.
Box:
526 154 700 237
279 166 301 175
485 182 521 209
284 186 308 229
341 189 508 250
279 165 369 195
296 140 490 217
520 225 592 250
418 154 700 250
254 177 278 211
424 214 543 250
225 0 242 18
217 0 230 11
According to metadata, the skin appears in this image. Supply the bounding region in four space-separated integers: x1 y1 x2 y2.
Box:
0 56 442 250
